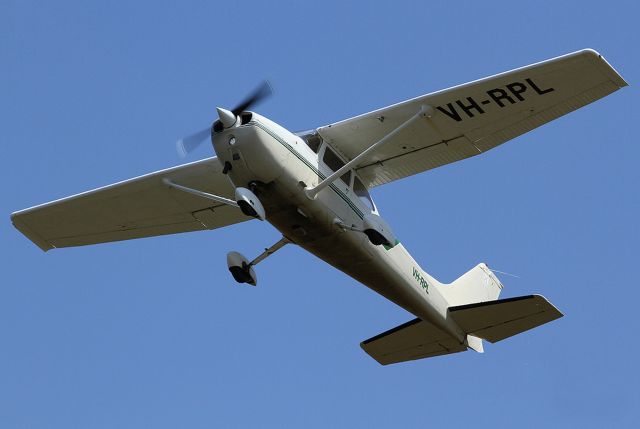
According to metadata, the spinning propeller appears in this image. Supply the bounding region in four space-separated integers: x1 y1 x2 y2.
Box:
176 81 273 157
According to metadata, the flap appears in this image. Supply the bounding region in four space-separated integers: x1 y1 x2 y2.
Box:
449 295 563 343
12 157 249 251
317 49 627 188
361 318 466 365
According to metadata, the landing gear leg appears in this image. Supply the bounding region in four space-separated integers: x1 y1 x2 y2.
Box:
227 236 290 286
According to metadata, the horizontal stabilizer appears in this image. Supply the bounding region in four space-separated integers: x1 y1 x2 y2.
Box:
449 295 563 343
361 318 466 365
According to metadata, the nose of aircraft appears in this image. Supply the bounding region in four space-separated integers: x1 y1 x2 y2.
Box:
175 81 273 157
216 107 237 128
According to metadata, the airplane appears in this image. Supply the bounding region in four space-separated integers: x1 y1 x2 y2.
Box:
11 49 627 365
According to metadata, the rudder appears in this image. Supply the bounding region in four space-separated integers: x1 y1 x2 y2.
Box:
436 263 504 307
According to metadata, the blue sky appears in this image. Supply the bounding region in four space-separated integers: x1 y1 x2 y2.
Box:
2 1 638 427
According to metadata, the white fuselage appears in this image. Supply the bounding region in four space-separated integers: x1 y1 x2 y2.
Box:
212 113 466 342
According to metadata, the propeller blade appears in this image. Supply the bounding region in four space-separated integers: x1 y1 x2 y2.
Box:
176 126 211 158
176 80 273 157
231 80 273 117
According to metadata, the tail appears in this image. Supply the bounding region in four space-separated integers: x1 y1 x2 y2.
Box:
360 262 563 365
436 263 504 307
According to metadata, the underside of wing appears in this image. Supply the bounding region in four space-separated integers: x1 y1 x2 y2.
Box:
449 295 563 343
361 318 466 365
12 157 248 251
317 49 627 188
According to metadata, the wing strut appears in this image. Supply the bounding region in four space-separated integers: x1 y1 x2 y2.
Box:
249 236 290 266
304 105 434 200
227 236 290 286
163 178 239 207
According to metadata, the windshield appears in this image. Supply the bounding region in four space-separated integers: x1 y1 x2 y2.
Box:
296 130 322 153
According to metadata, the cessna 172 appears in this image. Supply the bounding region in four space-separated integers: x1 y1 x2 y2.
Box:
12 49 627 365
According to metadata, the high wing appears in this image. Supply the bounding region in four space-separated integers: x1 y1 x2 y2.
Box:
317 49 628 188
11 157 248 251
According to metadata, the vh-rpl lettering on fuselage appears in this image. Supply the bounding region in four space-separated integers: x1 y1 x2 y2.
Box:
436 78 555 122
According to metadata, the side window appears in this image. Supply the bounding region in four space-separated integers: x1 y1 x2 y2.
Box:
323 147 351 184
341 170 353 188
353 176 374 211
322 146 344 171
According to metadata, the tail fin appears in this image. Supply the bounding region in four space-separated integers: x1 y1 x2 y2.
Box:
436 263 504 307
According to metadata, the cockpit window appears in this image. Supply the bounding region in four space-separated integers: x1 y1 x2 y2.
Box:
323 146 344 171
323 146 351 184
297 130 322 153
353 176 374 211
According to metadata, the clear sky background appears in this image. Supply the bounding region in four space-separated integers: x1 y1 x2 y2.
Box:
2 1 638 427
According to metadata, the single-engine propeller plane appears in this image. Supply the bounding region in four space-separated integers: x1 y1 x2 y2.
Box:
12 49 627 364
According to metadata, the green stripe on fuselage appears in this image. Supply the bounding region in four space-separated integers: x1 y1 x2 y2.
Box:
249 121 364 219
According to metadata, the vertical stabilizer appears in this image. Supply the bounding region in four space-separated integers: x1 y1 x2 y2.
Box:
436 263 503 307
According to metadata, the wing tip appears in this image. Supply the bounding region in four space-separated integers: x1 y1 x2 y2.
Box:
580 47 629 88
531 294 564 319
11 213 54 252
580 47 602 58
